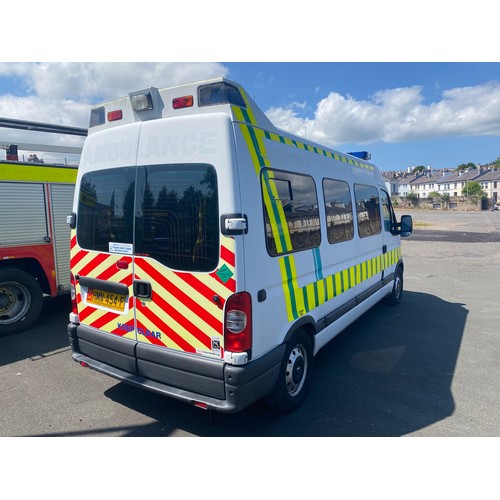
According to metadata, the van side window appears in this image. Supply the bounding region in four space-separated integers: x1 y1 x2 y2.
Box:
77 167 136 251
354 184 381 237
380 189 395 233
261 169 320 256
322 178 354 243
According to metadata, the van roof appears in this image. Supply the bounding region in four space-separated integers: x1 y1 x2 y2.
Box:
88 76 375 171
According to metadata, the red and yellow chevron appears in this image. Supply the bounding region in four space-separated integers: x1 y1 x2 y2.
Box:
70 232 236 358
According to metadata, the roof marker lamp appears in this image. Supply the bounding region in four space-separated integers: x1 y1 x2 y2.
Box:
130 92 154 111
107 109 123 122
173 95 194 109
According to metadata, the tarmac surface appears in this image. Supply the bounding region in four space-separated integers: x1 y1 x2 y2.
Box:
1 209 499 438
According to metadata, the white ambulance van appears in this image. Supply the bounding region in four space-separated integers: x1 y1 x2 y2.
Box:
67 77 412 413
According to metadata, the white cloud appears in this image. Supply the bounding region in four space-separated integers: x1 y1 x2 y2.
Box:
0 62 229 156
266 82 500 147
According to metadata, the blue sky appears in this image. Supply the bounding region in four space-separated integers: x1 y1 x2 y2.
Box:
1 62 499 171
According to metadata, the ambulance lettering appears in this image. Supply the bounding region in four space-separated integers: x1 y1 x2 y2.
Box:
138 131 217 158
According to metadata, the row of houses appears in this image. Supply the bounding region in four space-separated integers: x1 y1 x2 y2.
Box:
383 167 500 202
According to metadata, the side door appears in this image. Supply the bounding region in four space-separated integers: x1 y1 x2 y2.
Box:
71 167 137 340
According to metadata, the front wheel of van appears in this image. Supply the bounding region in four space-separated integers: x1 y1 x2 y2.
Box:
384 267 403 306
264 329 313 412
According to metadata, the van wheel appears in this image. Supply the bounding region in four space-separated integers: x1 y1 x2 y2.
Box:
264 329 313 412
0 269 43 336
384 267 403 306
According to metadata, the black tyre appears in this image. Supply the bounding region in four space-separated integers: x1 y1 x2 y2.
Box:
0 269 43 336
264 329 313 412
384 267 403 306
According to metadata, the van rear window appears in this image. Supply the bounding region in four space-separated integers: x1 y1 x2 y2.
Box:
77 167 136 252
77 164 219 272
136 164 219 272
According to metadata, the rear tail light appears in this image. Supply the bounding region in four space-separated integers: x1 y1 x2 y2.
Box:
70 272 78 316
224 292 252 352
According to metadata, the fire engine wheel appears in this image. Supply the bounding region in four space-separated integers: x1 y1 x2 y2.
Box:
264 329 313 412
0 269 43 336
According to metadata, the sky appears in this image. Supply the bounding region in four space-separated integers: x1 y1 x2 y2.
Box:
1 61 499 171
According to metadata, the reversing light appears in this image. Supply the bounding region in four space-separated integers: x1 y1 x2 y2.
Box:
130 92 153 111
107 110 123 122
172 95 194 109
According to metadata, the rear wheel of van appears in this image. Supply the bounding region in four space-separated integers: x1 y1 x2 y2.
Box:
0 269 43 336
264 329 313 412
384 267 403 306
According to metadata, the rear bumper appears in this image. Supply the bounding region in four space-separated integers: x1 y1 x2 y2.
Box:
68 323 285 413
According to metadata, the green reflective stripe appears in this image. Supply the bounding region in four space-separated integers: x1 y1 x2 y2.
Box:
282 255 299 319
281 247 402 321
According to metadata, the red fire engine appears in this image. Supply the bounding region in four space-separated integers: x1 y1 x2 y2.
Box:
0 118 86 335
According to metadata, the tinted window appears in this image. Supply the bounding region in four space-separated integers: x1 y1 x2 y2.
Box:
136 164 219 272
261 169 320 256
323 179 354 243
354 184 381 237
77 167 136 252
77 164 219 272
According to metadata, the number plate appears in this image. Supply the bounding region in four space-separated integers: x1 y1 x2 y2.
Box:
87 288 126 312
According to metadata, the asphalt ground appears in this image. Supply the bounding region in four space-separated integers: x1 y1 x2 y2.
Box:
2 208 498 497
1 209 499 439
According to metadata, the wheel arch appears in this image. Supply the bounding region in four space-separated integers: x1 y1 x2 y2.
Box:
283 315 317 349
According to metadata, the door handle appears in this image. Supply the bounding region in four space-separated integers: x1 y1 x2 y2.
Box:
134 280 152 299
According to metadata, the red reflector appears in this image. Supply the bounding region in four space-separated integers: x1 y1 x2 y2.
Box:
80 361 90 368
108 109 123 122
172 95 194 109
116 259 129 270
194 401 208 410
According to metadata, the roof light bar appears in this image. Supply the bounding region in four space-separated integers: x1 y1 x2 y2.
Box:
348 151 371 161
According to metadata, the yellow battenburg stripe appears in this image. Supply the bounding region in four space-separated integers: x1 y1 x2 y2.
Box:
0 163 77 183
232 91 401 322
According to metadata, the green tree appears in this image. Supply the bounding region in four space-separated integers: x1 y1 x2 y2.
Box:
406 191 418 205
428 191 440 201
456 162 476 172
413 165 426 173
494 157 500 169
463 181 485 198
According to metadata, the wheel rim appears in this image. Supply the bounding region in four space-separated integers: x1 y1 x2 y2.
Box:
394 274 402 300
0 282 31 324
285 343 308 397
